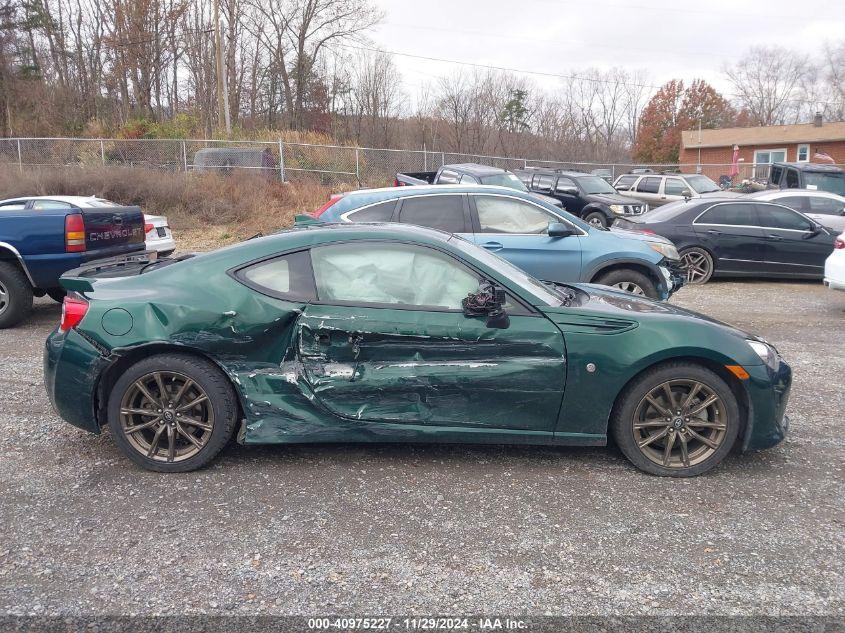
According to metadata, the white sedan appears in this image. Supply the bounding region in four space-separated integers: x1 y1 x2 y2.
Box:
0 195 175 256
749 189 845 232
824 231 845 291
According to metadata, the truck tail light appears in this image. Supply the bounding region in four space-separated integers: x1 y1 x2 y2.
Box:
60 296 89 332
311 194 343 218
835 237 844 250
144 222 154 234
65 213 86 252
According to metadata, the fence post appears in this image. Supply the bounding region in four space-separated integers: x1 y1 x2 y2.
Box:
523 158 528 169
16 139 22 173
441 152 445 167
278 140 285 182
355 147 360 185
182 141 188 173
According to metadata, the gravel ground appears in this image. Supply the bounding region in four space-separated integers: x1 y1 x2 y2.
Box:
0 280 843 617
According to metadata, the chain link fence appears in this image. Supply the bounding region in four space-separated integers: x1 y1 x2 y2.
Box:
1 137 839 189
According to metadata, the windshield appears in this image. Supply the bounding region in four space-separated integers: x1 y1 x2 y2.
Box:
577 175 617 195
804 172 845 195
447 235 563 306
480 173 529 192
685 175 720 194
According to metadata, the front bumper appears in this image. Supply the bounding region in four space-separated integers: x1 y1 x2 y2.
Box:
656 259 686 300
44 328 108 434
742 357 792 452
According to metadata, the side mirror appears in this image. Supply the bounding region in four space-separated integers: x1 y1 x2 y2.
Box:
557 185 578 195
681 188 692 200
462 283 510 329
548 222 577 238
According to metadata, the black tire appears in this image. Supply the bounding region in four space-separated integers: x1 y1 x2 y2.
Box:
680 247 714 284
595 268 659 299
583 211 608 228
47 288 66 303
107 353 239 472
611 362 740 477
0 261 33 329
158 249 175 258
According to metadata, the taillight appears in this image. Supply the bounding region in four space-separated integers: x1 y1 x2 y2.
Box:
60 296 89 332
394 178 401 187
311 194 343 218
835 237 845 250
65 213 86 252
144 222 154 233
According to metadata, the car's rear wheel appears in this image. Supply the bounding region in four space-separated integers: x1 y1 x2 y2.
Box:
0 261 33 329
595 268 658 299
680 247 714 284
107 354 238 472
584 211 608 228
611 363 740 477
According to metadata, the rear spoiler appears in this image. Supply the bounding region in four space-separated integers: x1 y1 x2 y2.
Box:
60 251 194 292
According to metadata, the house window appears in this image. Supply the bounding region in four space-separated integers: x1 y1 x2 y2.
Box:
797 144 810 162
753 149 787 178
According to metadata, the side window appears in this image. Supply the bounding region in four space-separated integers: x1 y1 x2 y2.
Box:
237 250 316 300
533 174 555 193
636 177 661 193
346 200 396 222
437 170 460 184
615 175 637 190
459 174 478 184
664 178 686 196
695 203 758 226
785 169 800 188
554 177 576 192
0 201 28 211
398 195 466 233
475 195 558 234
311 242 480 310
756 204 813 231
808 196 845 215
769 165 783 185
31 200 73 210
516 172 533 186
775 196 808 212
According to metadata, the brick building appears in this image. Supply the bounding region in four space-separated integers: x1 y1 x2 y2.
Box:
679 117 845 181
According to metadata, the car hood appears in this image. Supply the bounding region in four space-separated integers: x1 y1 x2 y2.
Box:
586 192 643 205
545 283 756 340
700 191 743 198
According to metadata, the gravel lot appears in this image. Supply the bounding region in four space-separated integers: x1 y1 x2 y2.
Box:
1 280 843 617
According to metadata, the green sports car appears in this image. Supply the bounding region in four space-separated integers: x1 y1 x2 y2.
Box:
44 222 791 476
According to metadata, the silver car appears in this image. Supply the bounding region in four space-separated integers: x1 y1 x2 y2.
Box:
747 189 845 233
613 173 740 207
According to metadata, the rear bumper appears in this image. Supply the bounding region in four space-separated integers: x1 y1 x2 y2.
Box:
742 357 792 452
44 328 107 434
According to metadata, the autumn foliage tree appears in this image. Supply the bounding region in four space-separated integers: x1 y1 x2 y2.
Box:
633 79 736 164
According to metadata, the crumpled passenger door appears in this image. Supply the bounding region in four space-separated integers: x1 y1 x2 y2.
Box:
294 303 567 432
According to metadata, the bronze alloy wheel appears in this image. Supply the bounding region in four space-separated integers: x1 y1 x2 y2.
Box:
681 250 712 284
119 371 214 463
632 379 728 469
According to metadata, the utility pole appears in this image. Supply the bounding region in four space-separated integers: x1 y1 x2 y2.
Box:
213 0 231 134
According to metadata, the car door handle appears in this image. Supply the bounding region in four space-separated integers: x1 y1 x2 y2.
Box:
481 241 503 251
765 234 783 241
706 229 722 235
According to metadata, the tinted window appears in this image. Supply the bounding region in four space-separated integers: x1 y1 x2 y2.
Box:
479 173 528 191
32 200 73 210
459 174 478 184
238 250 316 300
0 201 27 210
576 176 616 194
770 164 783 185
664 178 686 196
346 201 396 222
809 196 845 215
615 175 638 190
636 177 661 193
438 170 460 184
515 171 533 185
775 196 808 212
756 204 813 231
533 174 556 192
696 203 758 226
555 176 576 192
475 195 558 234
398 195 465 233
804 171 845 195
311 242 479 309
785 169 800 188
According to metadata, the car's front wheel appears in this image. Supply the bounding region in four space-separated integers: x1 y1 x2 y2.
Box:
595 268 658 299
611 363 740 477
107 354 239 472
583 211 608 228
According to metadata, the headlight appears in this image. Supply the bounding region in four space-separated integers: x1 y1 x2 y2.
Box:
609 204 626 215
647 241 680 260
747 339 779 370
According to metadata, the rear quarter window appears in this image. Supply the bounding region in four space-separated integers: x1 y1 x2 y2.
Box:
344 200 397 222
235 250 316 300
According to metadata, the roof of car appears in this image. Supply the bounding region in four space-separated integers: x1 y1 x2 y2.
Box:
773 162 844 173
442 163 510 177
340 183 532 199
747 189 845 199
514 168 588 178
0 195 109 206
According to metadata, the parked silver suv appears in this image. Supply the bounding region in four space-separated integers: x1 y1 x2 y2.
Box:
613 173 739 207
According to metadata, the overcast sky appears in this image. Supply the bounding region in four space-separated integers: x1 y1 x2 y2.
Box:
368 0 845 104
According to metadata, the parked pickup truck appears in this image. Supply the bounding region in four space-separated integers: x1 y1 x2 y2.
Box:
0 198 145 328
395 162 563 207
767 162 845 195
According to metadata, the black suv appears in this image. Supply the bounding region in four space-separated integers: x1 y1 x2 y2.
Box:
515 168 648 228
767 162 845 195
